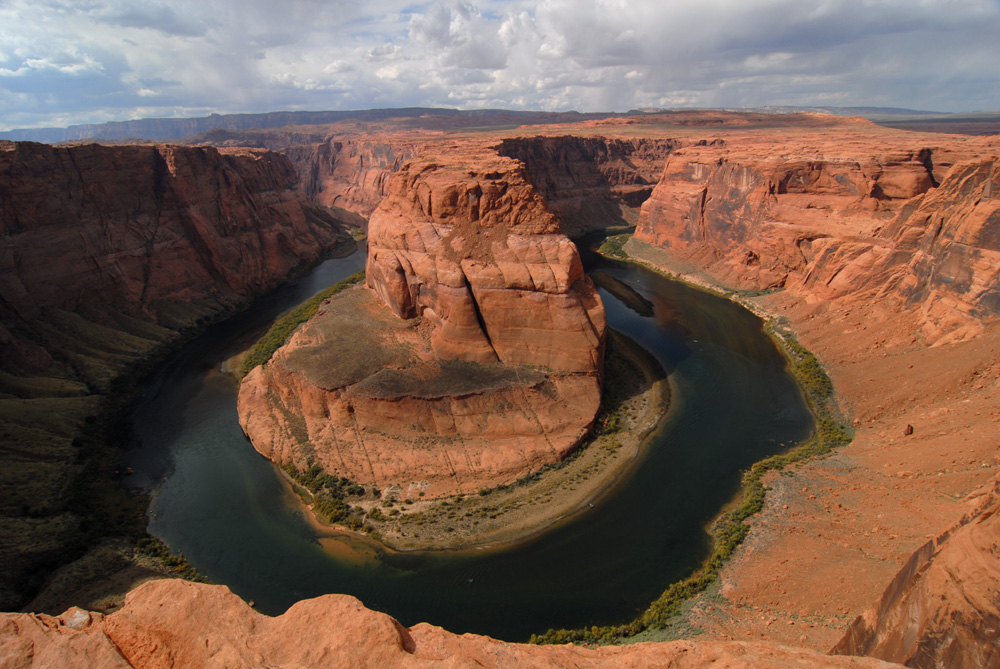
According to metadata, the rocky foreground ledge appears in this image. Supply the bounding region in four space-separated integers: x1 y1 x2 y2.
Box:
0 578 899 668
238 149 606 498
5 475 997 667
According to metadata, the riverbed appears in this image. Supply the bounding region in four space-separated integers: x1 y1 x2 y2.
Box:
123 243 813 641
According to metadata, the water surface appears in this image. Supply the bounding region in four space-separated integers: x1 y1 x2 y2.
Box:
124 245 812 641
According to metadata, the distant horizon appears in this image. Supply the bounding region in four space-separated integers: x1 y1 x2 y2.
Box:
3 1 999 132
5 103 1000 137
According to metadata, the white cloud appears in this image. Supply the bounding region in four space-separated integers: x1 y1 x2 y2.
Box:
1 0 999 130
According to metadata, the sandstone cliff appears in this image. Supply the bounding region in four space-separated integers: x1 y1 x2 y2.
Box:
0 578 904 668
0 141 349 337
200 129 419 216
0 140 351 610
832 475 1000 668
630 139 999 344
496 136 677 232
238 150 606 499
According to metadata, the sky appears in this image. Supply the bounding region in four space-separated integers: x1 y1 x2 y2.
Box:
1 0 999 130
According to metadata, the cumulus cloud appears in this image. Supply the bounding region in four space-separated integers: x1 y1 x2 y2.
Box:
1 0 999 130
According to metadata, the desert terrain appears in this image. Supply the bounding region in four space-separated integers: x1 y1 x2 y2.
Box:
1 110 998 667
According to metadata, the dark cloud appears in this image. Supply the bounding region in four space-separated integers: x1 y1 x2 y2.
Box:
97 4 207 37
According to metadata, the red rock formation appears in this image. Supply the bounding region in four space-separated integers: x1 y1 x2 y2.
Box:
0 578 904 668
616 117 1000 657
238 150 606 498
799 158 1000 345
0 140 351 611
0 141 349 331
630 138 999 344
496 136 678 232
366 152 605 372
832 475 1000 668
191 127 419 216
302 137 417 215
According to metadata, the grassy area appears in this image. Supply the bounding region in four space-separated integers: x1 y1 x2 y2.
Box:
598 232 633 259
282 463 372 532
237 271 365 380
530 241 852 645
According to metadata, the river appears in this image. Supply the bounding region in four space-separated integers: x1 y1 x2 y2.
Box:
122 241 812 641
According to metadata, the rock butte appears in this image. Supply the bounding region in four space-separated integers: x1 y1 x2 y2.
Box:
238 150 606 498
2 111 1000 667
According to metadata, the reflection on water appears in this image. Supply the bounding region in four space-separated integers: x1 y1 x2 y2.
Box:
124 244 812 641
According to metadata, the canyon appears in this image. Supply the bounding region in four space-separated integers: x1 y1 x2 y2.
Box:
0 141 353 611
1 111 999 667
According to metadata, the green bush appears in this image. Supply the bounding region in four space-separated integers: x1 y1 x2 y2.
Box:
599 234 632 259
282 463 367 529
136 535 209 583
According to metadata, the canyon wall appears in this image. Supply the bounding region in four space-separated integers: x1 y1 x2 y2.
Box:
619 117 1000 662
193 129 419 216
0 140 351 610
496 136 678 233
238 149 606 498
630 141 999 344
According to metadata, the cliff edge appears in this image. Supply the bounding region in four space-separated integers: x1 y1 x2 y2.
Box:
0 578 903 668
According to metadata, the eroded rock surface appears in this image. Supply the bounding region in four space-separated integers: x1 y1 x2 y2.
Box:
239 150 605 497
0 578 904 668
0 140 351 610
833 475 1000 668
631 135 999 345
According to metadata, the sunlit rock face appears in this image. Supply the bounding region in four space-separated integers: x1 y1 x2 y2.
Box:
632 137 1000 345
239 149 606 498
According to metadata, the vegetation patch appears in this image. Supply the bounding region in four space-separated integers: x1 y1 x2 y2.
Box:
598 232 633 259
282 463 371 532
532 245 852 646
136 535 208 583
237 271 365 380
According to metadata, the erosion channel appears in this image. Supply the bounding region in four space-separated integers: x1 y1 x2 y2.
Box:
122 238 813 642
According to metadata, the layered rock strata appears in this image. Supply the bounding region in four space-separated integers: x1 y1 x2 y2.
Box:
496 136 678 232
631 142 1000 344
0 578 904 668
239 152 605 498
0 141 350 610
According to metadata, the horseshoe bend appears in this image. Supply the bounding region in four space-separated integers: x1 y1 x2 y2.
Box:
237 151 609 506
1 111 999 668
